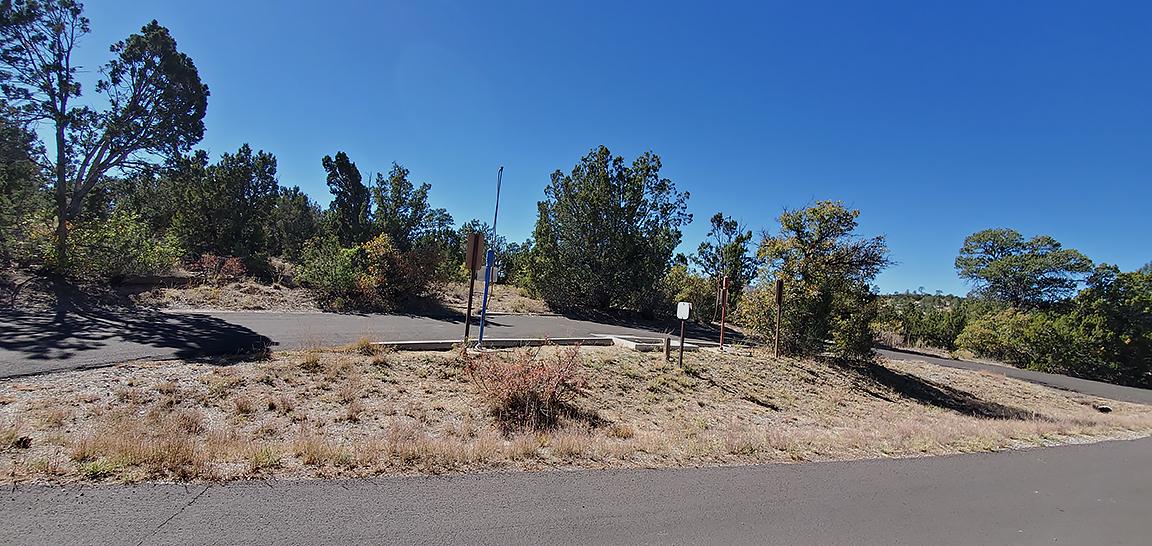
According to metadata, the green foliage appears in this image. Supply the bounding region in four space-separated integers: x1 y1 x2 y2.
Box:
955 265 1151 387
171 145 279 258
955 228 1093 307
322 152 371 247
501 240 532 287
691 212 756 313
741 201 890 357
1067 266 1152 386
297 235 360 308
875 294 985 350
0 117 44 263
297 233 441 312
359 233 441 307
661 264 717 322
57 210 182 278
267 186 321 261
444 219 520 283
528 145 691 311
370 163 453 252
0 3 207 267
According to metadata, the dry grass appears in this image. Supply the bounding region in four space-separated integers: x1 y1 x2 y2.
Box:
2 345 1151 484
435 282 551 315
132 280 320 312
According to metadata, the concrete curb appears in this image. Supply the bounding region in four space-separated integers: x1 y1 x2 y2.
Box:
371 334 716 352
372 337 616 351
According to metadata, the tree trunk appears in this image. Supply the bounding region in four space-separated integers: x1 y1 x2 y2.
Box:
54 118 69 269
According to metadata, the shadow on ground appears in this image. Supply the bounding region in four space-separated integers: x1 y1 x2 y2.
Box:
834 359 1050 421
0 276 272 368
555 308 742 343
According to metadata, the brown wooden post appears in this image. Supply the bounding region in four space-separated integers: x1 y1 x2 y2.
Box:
463 233 484 345
719 275 730 349
663 336 671 361
774 278 784 358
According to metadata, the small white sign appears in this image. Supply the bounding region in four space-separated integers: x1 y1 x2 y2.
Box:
676 301 691 320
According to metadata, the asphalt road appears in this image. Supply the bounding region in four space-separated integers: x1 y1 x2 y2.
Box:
3 437 1150 545
877 348 1152 405
0 309 686 378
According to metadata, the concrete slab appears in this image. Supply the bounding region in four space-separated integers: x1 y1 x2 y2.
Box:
372 337 615 351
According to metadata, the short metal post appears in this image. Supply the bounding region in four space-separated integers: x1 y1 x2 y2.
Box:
678 320 686 369
476 248 496 346
773 278 784 359
719 275 729 349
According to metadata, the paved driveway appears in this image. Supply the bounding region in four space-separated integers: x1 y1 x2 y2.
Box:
0 308 687 378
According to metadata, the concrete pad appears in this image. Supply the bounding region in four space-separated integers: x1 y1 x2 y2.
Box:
373 337 615 351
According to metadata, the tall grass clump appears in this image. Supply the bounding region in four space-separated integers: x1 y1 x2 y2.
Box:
465 346 587 432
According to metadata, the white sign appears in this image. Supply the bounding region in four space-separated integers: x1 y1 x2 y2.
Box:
676 301 691 320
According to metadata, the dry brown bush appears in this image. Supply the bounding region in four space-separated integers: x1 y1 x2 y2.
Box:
465 346 587 432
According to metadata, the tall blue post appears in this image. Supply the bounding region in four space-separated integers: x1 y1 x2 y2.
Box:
476 248 496 345
476 166 503 347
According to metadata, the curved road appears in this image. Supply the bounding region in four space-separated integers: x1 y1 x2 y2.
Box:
3 437 1151 545
877 348 1152 405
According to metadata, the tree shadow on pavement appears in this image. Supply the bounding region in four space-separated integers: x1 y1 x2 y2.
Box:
0 276 272 370
834 359 1051 421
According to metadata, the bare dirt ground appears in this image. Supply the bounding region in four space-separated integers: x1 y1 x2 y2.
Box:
132 280 550 315
2 344 1147 484
3 268 549 315
432 282 552 315
131 281 321 312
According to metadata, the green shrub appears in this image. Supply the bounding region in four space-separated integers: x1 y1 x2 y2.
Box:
657 264 717 322
297 235 360 308
297 233 441 311
51 211 183 279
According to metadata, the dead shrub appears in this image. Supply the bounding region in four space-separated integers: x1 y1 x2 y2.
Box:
299 352 322 373
1 419 23 450
39 406 72 429
232 395 256 416
115 387 147 405
465 346 587 432
605 423 636 439
337 375 363 404
343 399 365 422
348 337 380 356
293 429 351 466
170 408 205 434
267 394 296 415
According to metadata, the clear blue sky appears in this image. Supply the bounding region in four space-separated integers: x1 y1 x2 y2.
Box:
74 0 1151 295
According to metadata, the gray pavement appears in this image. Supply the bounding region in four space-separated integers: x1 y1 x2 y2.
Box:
0 309 683 378
878 348 1152 405
3 437 1151 545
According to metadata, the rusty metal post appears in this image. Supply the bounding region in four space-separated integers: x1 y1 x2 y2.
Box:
719 275 730 349
773 278 784 358
463 233 484 345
